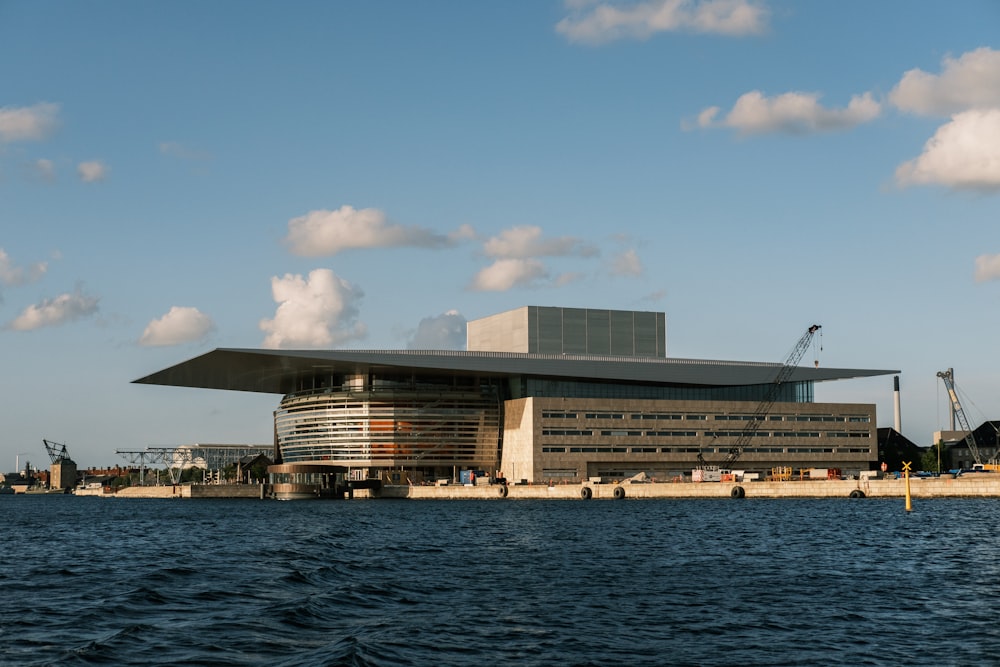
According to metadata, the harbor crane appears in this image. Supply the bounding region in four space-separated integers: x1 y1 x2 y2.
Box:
43 439 73 464
935 369 983 467
698 324 821 471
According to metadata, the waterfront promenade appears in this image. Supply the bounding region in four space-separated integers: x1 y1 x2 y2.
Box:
67 475 1000 500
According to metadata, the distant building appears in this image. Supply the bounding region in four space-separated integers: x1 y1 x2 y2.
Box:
135 306 897 484
935 421 1000 469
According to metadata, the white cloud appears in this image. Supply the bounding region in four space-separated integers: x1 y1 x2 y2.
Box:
483 225 597 259
0 249 47 286
697 90 881 134
470 258 548 291
556 0 768 44
284 205 459 257
610 248 644 276
0 102 60 143
895 109 1000 192
6 287 99 331
77 161 108 183
891 47 1000 117
259 268 367 349
974 254 1000 282
406 310 467 350
139 306 215 346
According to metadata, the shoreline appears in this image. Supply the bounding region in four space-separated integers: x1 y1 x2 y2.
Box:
56 475 1000 500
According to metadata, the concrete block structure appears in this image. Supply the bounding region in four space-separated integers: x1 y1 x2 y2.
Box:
135 306 897 485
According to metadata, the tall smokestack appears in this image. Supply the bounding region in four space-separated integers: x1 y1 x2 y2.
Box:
893 375 901 433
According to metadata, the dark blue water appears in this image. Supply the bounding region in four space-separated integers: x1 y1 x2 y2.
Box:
2 495 999 666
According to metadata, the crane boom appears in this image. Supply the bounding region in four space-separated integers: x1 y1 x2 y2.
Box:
935 369 982 466
698 325 821 470
43 439 72 464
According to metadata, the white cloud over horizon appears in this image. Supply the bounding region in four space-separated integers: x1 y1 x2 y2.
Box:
556 0 768 44
470 258 549 291
482 225 598 260
0 248 47 287
0 102 60 143
696 90 881 134
471 225 599 292
895 109 1000 192
6 286 99 331
890 47 1000 117
974 254 1000 283
284 205 466 257
406 310 467 350
77 161 108 183
259 268 367 349
610 249 644 277
139 306 215 346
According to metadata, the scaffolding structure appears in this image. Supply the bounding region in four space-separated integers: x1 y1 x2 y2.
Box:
116 444 273 484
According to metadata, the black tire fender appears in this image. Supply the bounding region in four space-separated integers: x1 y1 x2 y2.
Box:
730 485 746 499
849 489 866 499
498 485 508 498
580 486 593 500
613 486 625 500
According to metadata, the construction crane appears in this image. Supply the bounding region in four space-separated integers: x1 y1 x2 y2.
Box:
43 439 73 464
935 369 983 467
698 324 821 471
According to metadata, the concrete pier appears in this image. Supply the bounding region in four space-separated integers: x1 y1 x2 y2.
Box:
377 475 1000 500
69 476 1000 500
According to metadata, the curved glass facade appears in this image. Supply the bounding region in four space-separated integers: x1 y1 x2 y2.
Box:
275 380 501 470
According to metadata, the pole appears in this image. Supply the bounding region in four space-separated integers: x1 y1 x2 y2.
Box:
903 461 912 512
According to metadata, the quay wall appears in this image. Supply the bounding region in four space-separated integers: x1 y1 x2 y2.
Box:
378 476 1000 500
71 477 1000 500
77 484 265 499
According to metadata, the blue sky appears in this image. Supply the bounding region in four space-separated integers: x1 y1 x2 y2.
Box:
3 0 1000 468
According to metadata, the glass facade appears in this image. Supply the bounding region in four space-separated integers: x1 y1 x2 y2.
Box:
275 376 501 470
519 378 813 403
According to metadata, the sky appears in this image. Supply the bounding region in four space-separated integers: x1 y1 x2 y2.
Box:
2 0 1000 469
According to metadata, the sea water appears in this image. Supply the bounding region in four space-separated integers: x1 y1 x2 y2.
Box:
2 494 999 666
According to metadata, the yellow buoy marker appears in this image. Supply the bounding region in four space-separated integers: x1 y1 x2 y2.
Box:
902 461 912 512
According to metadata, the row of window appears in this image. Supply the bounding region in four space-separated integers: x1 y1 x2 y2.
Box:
541 446 872 454
541 411 871 423
541 429 871 438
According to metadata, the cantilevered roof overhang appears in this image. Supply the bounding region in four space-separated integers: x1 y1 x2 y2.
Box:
133 348 899 396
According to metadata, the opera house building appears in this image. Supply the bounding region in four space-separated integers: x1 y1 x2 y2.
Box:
135 306 896 486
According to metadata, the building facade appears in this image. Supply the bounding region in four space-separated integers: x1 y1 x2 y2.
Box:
135 306 897 484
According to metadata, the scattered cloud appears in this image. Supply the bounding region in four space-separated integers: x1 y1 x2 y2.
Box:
0 249 47 287
556 0 768 44
470 225 599 292
77 160 108 183
470 258 549 291
406 310 467 350
0 102 60 143
139 306 215 346
695 90 881 134
895 109 1000 192
483 225 598 259
890 47 1000 117
974 254 1000 283
284 205 464 257
6 286 99 331
610 248 644 276
259 268 367 349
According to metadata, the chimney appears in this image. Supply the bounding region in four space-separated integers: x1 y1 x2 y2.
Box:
893 375 901 433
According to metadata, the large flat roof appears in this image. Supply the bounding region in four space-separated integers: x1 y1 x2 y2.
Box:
133 348 898 395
